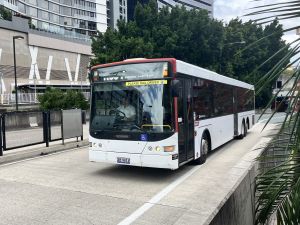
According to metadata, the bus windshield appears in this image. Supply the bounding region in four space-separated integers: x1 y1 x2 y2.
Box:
90 80 174 134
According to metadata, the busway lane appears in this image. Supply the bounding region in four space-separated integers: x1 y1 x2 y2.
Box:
0 115 283 225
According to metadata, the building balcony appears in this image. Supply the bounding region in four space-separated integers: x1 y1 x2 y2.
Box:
73 4 96 12
73 13 96 22
0 0 18 12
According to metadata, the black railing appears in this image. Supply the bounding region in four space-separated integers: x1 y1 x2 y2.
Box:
0 110 86 156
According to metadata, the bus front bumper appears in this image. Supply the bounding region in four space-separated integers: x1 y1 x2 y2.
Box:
89 150 179 170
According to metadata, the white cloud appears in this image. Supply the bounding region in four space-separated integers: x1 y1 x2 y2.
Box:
214 0 299 43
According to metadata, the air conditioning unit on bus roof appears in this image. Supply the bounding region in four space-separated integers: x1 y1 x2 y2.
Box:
123 58 147 61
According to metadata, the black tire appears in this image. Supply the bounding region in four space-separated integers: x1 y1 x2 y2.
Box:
244 121 248 137
238 122 245 139
195 133 209 165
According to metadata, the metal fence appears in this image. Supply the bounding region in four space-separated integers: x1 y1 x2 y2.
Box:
2 111 46 150
0 110 86 156
1 93 38 105
49 110 62 141
0 92 90 105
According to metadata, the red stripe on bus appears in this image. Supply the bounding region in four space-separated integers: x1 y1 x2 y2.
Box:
92 58 177 73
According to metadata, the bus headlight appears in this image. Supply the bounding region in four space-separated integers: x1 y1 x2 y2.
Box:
164 146 175 152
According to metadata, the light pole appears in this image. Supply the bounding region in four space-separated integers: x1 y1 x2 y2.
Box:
80 66 83 91
13 35 24 111
0 71 3 95
219 41 246 74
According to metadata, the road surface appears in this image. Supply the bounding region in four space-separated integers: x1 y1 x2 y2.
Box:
0 114 284 225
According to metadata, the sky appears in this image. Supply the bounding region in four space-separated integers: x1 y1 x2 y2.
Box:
213 0 299 44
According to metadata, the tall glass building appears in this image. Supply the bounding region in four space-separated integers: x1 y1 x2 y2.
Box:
127 0 214 21
157 0 213 15
0 0 107 41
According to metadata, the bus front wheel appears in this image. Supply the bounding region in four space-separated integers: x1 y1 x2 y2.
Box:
195 133 209 165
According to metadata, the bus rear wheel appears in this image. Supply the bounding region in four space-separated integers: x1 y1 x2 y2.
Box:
195 133 209 165
238 121 246 139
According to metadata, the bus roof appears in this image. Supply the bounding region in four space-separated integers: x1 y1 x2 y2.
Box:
91 58 254 90
176 60 254 90
91 58 177 71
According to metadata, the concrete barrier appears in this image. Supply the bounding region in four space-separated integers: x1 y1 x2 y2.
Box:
206 134 274 225
3 111 63 130
4 112 44 130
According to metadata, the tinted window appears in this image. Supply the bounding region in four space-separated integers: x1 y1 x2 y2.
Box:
193 78 214 120
214 83 233 116
237 88 254 112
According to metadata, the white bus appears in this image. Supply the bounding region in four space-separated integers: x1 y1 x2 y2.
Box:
89 58 255 170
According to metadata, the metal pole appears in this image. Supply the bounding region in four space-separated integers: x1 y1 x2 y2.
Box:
0 71 3 104
0 115 2 156
13 38 18 111
0 71 2 95
12 36 24 110
80 67 82 91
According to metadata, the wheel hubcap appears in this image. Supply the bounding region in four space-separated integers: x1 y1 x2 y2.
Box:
201 139 208 155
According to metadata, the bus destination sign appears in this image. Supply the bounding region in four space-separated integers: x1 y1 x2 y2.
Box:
92 62 169 82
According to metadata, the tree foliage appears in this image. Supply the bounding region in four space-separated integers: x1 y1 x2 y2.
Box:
38 88 89 110
0 6 12 21
91 0 288 107
245 1 300 224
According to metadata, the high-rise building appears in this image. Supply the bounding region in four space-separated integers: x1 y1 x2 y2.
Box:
158 0 213 15
127 0 148 21
107 0 127 29
0 0 108 41
127 0 214 21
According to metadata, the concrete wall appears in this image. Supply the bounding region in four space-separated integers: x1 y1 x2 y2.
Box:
3 111 58 130
205 134 274 225
3 110 88 130
209 167 256 225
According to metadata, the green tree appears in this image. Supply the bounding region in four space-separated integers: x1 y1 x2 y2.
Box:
91 0 288 107
246 1 300 224
0 5 12 21
38 88 89 110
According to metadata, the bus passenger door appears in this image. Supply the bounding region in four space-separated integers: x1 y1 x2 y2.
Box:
177 78 195 164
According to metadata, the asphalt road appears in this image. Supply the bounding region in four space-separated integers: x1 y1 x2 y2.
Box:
0 114 284 225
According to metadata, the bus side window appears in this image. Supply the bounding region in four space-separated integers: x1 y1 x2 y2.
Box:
193 78 213 120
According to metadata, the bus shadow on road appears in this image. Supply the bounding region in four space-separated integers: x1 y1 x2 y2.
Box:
91 164 193 182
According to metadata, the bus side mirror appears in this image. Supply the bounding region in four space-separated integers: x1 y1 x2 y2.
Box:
171 80 181 97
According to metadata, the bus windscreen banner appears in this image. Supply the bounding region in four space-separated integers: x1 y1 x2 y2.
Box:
125 80 167 86
93 62 169 82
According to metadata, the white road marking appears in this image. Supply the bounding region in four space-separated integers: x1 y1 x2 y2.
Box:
117 166 200 225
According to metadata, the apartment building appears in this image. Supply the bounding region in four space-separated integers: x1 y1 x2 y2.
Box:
127 0 213 21
0 0 107 40
107 0 127 29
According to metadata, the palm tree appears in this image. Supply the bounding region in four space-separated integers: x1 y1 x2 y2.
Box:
246 1 300 224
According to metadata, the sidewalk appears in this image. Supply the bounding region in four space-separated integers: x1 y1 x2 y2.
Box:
0 124 90 165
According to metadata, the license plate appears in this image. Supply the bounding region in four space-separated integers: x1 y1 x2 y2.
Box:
117 157 130 164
